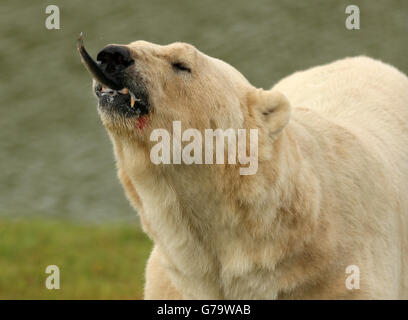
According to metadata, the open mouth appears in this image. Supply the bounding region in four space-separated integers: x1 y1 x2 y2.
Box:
78 33 149 118
94 84 149 117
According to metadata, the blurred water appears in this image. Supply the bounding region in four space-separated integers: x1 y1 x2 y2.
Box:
1 0 407 223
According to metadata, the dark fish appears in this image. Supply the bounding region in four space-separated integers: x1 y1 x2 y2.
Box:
77 32 123 90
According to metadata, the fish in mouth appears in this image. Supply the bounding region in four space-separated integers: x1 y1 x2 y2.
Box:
77 33 149 118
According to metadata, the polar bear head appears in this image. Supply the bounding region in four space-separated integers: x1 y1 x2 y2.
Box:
79 39 291 143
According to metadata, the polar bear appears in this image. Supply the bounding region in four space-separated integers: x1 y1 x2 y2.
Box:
78 37 408 299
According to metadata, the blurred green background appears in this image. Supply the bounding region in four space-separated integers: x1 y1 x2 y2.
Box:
1 0 407 299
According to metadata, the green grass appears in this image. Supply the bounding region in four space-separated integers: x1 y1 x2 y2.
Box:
0 219 152 299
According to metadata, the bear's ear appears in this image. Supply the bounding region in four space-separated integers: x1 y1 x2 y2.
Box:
249 89 291 136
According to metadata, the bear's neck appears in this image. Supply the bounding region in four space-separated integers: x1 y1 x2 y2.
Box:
111 122 326 299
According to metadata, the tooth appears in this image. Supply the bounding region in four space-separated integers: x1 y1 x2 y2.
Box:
130 92 138 108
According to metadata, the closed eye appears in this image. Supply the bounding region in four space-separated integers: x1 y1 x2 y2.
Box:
172 62 191 73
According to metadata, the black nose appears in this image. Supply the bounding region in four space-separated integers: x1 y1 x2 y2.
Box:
96 45 134 73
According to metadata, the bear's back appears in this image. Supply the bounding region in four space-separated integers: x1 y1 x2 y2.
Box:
274 56 408 165
273 56 408 131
